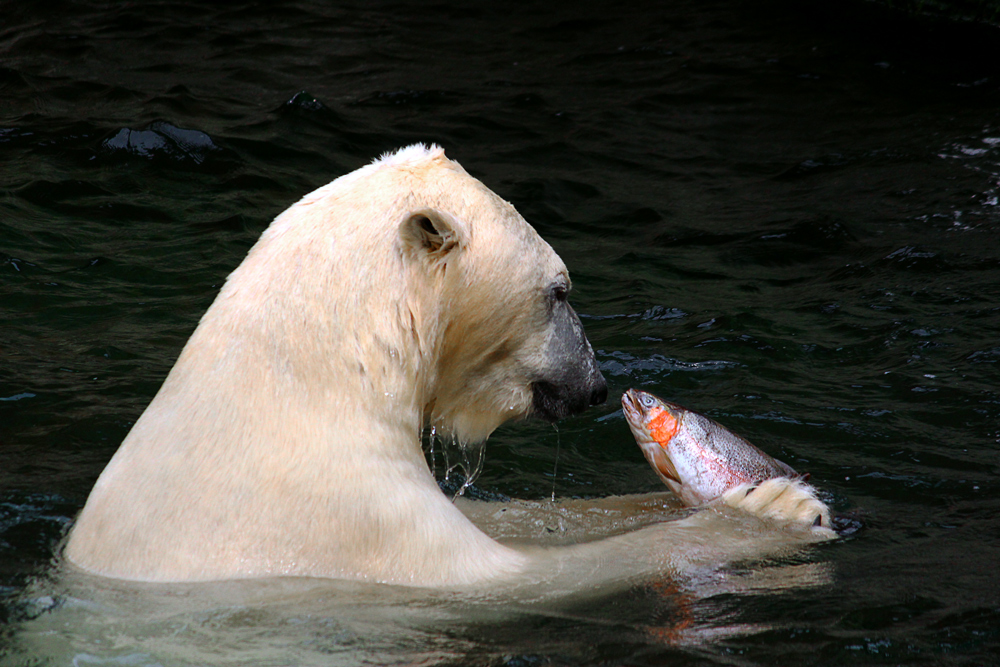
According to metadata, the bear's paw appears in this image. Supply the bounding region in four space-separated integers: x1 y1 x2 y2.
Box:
721 478 835 538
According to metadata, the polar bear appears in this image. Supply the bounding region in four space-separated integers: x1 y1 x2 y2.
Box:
65 145 831 588
65 144 608 585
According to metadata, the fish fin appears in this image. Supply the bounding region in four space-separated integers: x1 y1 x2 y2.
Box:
649 446 681 486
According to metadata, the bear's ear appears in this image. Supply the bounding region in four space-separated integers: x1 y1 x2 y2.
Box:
399 209 466 263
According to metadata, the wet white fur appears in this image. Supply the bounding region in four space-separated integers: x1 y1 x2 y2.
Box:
64 145 834 588
722 478 836 538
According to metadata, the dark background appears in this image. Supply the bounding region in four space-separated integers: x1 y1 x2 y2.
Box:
3 1 1000 664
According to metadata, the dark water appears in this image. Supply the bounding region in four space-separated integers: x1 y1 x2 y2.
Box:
3 0 1000 664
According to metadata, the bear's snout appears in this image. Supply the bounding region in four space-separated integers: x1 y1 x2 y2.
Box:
590 377 608 407
528 300 607 421
531 349 607 422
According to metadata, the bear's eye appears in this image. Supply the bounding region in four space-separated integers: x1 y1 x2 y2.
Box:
550 283 569 303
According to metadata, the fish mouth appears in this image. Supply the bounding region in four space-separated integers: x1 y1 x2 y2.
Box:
621 388 643 421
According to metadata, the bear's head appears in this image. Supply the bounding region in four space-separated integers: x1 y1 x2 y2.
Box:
235 144 607 447
386 146 608 442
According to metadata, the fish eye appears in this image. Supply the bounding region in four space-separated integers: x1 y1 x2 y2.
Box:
639 393 657 408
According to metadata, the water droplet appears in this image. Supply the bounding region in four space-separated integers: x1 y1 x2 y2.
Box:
550 423 561 502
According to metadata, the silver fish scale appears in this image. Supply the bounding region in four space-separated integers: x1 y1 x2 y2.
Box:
676 409 798 486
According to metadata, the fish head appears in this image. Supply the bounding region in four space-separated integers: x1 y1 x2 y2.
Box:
621 388 687 498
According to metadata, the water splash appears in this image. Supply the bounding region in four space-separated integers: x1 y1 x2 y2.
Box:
454 438 486 500
423 426 487 499
442 432 453 483
426 425 438 477
551 423 561 502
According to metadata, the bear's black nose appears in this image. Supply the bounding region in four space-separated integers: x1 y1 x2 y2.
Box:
589 377 608 406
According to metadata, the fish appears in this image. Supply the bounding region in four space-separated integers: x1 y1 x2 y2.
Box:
621 388 811 507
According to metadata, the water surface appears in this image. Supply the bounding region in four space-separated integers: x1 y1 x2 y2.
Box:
3 0 1000 664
